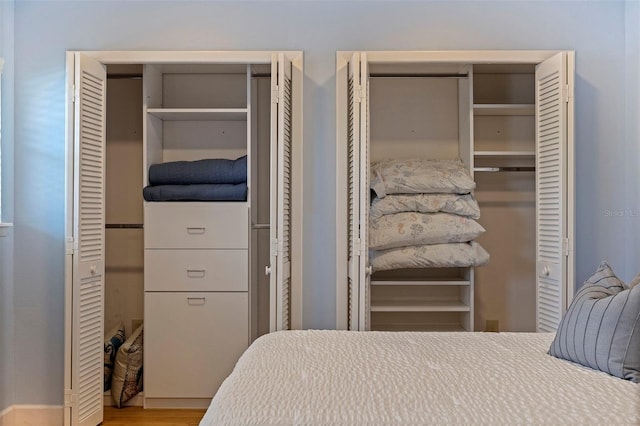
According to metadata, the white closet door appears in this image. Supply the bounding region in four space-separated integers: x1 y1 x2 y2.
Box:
358 53 370 331
268 55 279 331
535 52 570 332
347 52 362 330
269 53 293 331
65 53 106 426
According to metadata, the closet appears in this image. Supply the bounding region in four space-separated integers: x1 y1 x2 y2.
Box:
64 51 303 426
335 51 574 333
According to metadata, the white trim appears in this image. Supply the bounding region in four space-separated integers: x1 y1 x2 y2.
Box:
334 50 574 330
0 407 15 426
0 222 12 237
364 50 564 64
103 391 143 407
75 50 301 65
335 52 349 330
0 405 63 426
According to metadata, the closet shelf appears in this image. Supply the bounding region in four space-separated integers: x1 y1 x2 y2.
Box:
371 279 470 286
474 150 535 157
473 103 535 116
146 108 248 121
371 323 468 332
371 300 470 313
474 166 535 172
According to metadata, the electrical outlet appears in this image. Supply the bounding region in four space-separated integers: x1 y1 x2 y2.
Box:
132 319 143 332
486 319 499 333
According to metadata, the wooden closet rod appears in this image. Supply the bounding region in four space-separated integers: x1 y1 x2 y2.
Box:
105 223 144 229
106 74 142 79
474 166 535 172
369 73 468 79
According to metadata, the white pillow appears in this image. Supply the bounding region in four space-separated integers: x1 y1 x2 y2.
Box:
370 193 480 220
369 212 485 250
370 241 490 272
370 158 475 197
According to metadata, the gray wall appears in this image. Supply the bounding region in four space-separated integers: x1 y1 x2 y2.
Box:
5 0 637 405
0 0 15 413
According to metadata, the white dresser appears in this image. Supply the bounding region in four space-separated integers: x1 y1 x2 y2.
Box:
144 202 249 407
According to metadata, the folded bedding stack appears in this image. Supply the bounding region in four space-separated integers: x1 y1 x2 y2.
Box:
143 155 248 202
368 158 489 272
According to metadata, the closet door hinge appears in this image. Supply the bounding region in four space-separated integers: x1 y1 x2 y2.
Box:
66 237 76 255
562 84 571 103
64 389 76 408
272 85 280 104
72 84 78 103
271 238 278 256
354 84 365 103
562 238 570 256
352 237 362 255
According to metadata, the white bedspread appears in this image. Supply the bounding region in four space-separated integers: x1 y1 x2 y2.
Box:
200 330 640 425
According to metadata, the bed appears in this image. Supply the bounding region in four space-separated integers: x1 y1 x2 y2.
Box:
200 330 640 425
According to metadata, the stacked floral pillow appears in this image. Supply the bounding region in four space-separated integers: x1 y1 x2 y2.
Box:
368 158 489 271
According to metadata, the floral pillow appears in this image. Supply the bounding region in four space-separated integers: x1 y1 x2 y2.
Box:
369 212 485 250
370 158 475 197
370 193 480 220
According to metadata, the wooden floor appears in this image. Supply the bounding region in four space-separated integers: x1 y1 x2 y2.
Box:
103 407 206 426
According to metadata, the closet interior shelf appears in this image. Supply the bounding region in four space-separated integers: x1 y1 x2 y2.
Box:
146 108 248 121
106 223 144 229
474 166 535 172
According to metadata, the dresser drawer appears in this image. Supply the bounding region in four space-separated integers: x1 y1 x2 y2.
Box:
144 292 248 398
145 249 248 292
145 202 248 249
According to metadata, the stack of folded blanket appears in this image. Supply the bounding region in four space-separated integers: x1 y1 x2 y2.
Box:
368 158 489 272
143 155 248 202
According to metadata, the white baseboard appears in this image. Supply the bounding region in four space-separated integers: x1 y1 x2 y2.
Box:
0 405 63 426
103 390 144 407
0 406 15 426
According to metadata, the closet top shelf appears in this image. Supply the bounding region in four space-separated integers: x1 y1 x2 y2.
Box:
474 150 535 157
473 103 534 116
147 108 248 121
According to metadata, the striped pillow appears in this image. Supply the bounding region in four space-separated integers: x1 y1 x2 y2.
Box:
548 262 640 382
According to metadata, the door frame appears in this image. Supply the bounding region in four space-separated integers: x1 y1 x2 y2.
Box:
335 50 574 330
64 50 304 425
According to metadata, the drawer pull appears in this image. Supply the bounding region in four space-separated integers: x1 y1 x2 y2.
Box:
187 297 206 306
186 269 206 278
187 227 206 235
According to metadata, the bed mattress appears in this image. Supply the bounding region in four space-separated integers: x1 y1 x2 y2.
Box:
200 330 640 425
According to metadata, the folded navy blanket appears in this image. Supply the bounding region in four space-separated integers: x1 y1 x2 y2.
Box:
148 156 247 186
143 183 247 202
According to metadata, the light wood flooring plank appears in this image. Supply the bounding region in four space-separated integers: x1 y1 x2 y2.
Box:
103 407 205 426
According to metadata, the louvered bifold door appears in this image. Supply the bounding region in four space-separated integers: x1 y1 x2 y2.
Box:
275 53 293 331
70 53 106 426
347 53 362 330
268 55 279 332
358 54 371 331
535 52 569 332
